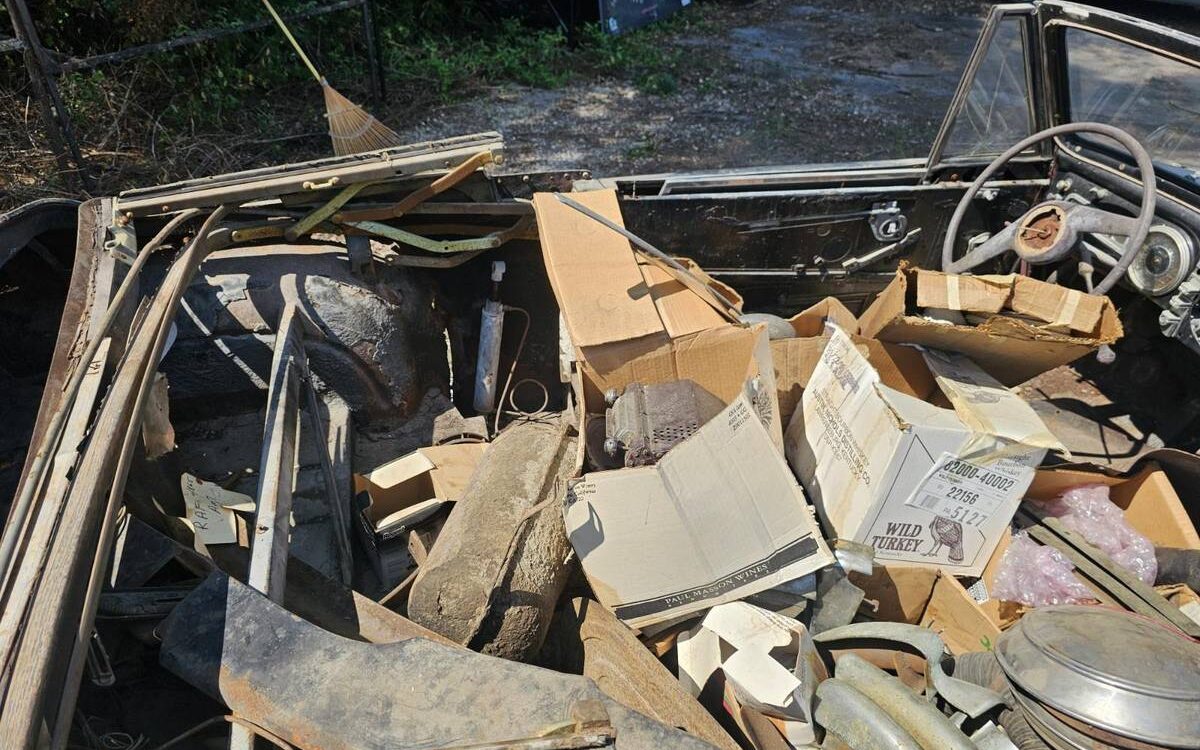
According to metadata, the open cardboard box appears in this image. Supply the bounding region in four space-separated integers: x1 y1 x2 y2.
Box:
534 189 834 629
910 456 1200 654
787 324 1063 576
858 264 1122 386
352 443 487 586
770 297 932 430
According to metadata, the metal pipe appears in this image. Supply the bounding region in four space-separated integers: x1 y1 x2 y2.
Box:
834 654 978 750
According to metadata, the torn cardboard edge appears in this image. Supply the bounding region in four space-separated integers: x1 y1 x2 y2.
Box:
677 601 824 746
859 264 1122 386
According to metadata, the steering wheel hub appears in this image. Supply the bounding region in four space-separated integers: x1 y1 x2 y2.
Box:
1014 203 1072 263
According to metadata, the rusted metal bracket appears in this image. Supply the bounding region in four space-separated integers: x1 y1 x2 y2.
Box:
346 214 535 254
333 150 497 223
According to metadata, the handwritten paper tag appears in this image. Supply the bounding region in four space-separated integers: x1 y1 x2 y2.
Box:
180 473 253 545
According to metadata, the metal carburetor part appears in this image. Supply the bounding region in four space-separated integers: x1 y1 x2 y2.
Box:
603 379 725 468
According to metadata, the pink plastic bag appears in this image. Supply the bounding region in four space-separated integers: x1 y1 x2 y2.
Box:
992 531 1095 607
1044 484 1158 585
992 484 1158 607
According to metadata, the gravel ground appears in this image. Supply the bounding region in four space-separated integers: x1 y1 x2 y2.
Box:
394 0 996 177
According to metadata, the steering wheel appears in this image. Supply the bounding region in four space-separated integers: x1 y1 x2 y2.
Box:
941 122 1157 295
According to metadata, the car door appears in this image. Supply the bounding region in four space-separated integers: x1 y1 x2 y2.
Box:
610 3 1053 315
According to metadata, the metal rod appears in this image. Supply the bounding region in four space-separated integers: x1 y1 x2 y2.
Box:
248 304 306 603
5 0 92 191
361 0 384 101
0 208 202 592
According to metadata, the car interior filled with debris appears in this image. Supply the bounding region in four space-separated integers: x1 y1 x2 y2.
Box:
3 2 1200 749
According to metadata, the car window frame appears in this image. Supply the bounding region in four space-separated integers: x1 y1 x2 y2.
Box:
925 3 1050 177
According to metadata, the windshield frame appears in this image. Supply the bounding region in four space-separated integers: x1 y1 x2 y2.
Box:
1040 2 1200 200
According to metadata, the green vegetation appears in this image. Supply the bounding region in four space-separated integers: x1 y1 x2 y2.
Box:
0 1 716 203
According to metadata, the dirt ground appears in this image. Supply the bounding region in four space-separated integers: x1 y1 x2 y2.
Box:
396 0 996 177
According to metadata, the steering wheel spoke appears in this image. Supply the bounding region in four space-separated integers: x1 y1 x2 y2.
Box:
946 222 1019 274
1066 204 1139 238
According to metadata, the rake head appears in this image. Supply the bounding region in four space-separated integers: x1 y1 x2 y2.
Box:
322 83 405 156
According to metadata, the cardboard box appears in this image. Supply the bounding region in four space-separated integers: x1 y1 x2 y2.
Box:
858 265 1122 386
770 297 933 430
786 325 1063 576
535 189 834 628
920 461 1200 653
353 443 486 585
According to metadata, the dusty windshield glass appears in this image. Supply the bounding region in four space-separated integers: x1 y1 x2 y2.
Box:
943 18 1033 159
1067 28 1200 184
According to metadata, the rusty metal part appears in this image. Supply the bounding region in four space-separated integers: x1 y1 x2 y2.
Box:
541 597 741 750
813 622 1005 719
834 654 978 750
115 133 503 216
0 206 202 585
344 214 533 254
333 150 496 223
286 180 377 241
815 678 923 750
0 208 231 748
159 572 720 750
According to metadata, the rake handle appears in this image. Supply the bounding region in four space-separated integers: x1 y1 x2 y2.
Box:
260 0 325 84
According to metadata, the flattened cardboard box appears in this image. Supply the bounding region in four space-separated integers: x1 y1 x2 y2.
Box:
786 325 1063 576
536 188 831 627
859 265 1121 386
563 383 832 629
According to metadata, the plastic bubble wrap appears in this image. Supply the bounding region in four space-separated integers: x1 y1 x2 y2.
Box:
992 484 1158 607
1045 484 1158 585
992 531 1095 607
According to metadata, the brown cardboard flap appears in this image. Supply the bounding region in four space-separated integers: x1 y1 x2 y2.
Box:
534 190 663 348
921 573 1002 655
772 332 934 430
785 297 859 337
860 266 1123 386
354 443 487 525
581 324 762 408
534 189 730 349
849 565 938 624
1010 275 1108 335
914 269 1011 314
